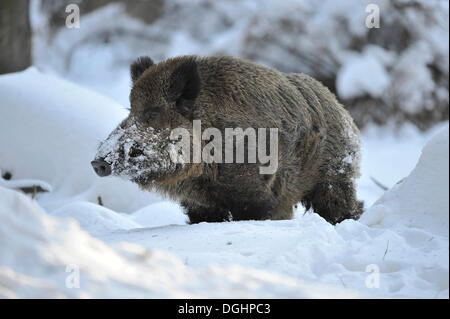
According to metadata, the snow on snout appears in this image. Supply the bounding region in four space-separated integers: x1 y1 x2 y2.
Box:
96 125 126 162
95 122 179 180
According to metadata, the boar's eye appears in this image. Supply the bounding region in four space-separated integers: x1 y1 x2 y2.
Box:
128 147 143 157
143 108 161 122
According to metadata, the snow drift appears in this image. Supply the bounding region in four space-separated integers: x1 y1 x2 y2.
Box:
0 185 364 298
361 125 449 237
0 67 163 214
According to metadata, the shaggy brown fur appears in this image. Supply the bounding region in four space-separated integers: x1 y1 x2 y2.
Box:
94 55 363 224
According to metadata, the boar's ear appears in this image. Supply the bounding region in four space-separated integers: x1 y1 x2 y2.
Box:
168 59 201 108
130 56 154 83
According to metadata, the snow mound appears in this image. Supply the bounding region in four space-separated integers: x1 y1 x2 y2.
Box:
361 125 449 237
0 186 362 298
0 68 162 213
51 202 140 236
0 177 53 193
130 201 187 228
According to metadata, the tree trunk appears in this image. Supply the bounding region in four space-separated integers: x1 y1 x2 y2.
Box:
0 0 31 74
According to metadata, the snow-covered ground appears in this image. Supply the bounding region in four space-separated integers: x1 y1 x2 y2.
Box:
1 60 449 298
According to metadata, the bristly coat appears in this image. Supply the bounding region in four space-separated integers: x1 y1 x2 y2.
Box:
93 55 363 224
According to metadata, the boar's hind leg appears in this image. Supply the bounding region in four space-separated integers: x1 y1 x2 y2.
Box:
301 176 363 225
181 201 230 224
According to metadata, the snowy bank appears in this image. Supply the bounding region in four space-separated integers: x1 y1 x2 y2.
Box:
0 185 363 298
361 125 449 237
0 67 162 214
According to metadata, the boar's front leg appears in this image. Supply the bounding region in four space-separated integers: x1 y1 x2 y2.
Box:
230 199 283 221
181 200 231 224
301 173 364 225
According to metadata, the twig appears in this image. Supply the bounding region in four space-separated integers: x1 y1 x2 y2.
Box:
370 176 389 191
383 240 390 261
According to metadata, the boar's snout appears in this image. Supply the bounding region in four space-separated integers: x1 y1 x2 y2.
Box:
91 158 111 177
